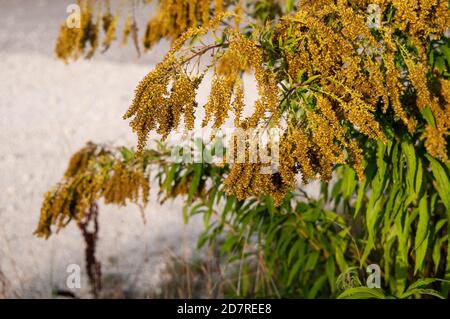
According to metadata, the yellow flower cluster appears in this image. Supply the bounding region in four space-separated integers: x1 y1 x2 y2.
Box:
203 30 279 129
405 55 450 161
55 0 99 62
220 129 284 205
103 161 150 206
279 128 315 186
124 60 199 151
144 0 225 49
125 13 229 152
392 0 449 40
225 162 287 206
35 143 151 238
55 0 230 61
101 6 119 51
54 0 125 61
123 0 449 204
275 0 449 174
275 95 366 196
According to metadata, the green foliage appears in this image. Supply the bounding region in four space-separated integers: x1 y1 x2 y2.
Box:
151 137 450 298
37 132 450 298
338 278 448 299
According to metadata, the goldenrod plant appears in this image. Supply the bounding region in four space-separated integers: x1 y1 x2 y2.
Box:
41 0 450 298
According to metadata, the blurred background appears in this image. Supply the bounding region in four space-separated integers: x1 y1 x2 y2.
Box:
0 0 208 298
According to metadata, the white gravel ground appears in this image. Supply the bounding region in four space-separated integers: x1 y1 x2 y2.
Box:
0 0 205 298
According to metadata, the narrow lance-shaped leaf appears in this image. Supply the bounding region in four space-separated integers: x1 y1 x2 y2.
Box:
414 196 429 274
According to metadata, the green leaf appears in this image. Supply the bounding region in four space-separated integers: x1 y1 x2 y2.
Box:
433 237 447 273
426 155 450 210
440 44 450 64
414 196 429 274
307 275 327 299
221 235 237 255
337 287 386 299
434 56 446 74
400 278 449 299
162 164 177 191
334 245 348 273
400 288 445 299
187 163 202 203
401 140 417 200
415 157 423 196
287 258 303 286
120 147 134 162
301 208 320 222
326 258 336 293
223 196 235 219
286 0 295 12
241 264 250 297
383 236 396 283
364 141 388 251
404 278 447 291
287 239 303 266
305 251 320 271
205 186 217 224
354 179 366 216
303 74 321 85
265 196 275 215
342 167 357 199
421 107 436 129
